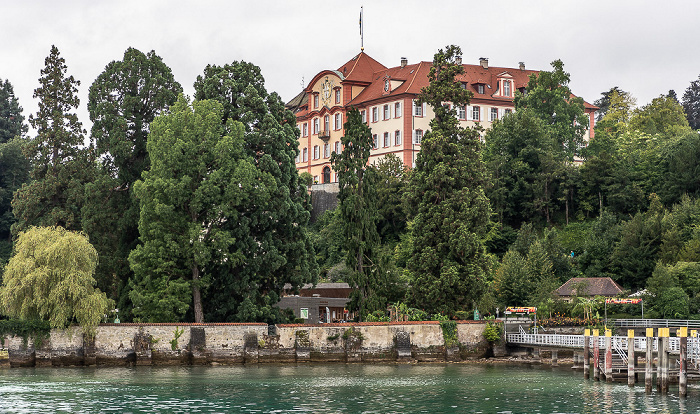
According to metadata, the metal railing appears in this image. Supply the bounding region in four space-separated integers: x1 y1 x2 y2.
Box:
615 319 700 329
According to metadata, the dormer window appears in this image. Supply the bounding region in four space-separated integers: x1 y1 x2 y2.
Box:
477 84 485 94
503 80 511 97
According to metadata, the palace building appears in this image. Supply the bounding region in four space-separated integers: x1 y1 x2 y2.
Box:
285 51 597 185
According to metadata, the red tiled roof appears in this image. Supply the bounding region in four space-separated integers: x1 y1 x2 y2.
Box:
337 51 387 83
555 277 624 297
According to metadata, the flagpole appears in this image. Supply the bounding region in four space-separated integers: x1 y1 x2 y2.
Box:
360 6 364 51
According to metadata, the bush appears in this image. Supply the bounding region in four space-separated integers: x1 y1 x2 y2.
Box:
483 322 502 343
440 320 458 347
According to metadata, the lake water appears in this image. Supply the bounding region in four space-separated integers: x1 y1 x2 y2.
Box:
0 363 698 413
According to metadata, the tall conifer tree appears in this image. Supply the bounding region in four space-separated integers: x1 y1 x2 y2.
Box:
12 45 92 234
404 45 492 315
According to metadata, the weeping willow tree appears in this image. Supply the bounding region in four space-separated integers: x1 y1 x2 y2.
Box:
0 226 112 336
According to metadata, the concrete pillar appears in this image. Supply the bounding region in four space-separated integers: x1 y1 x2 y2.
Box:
628 329 635 387
645 328 653 394
532 347 541 363
593 329 600 382
604 329 613 382
551 349 558 367
679 327 688 398
583 329 590 379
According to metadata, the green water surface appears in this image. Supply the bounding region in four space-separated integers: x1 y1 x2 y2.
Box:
0 363 697 413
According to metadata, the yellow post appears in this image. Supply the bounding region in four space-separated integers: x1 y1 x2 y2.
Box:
646 328 654 338
691 330 697 338
585 329 590 336
605 329 612 337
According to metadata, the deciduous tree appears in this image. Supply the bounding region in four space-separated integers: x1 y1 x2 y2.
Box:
194 61 317 322
0 226 112 336
128 96 266 323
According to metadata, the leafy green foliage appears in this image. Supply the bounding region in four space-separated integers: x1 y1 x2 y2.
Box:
404 45 492 315
440 320 458 346
0 137 30 262
194 61 317 323
0 226 112 336
629 95 691 138
514 59 589 160
129 96 264 323
483 321 502 343
0 319 51 349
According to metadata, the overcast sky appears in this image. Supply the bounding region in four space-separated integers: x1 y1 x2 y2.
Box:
3 0 700 134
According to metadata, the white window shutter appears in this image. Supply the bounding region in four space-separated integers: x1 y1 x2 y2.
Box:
412 130 416 144
466 105 472 121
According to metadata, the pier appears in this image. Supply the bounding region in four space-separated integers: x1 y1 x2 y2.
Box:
506 321 700 397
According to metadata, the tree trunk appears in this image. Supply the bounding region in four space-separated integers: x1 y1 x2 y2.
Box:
192 264 204 323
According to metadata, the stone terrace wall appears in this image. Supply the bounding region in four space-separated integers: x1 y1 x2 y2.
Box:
0 321 493 367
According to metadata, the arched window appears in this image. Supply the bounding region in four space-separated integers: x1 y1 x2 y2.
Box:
322 166 331 184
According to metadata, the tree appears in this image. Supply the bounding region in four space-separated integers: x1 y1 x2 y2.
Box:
0 138 30 263
404 45 492 315
514 59 589 160
331 108 381 319
375 154 409 244
682 74 700 129
128 96 267 323
0 78 30 262
0 78 27 144
11 46 93 234
88 47 182 186
194 61 317 322
0 226 112 336
594 86 630 123
85 47 182 311
628 95 691 138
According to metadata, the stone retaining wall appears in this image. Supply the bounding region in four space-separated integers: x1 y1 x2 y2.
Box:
0 321 493 367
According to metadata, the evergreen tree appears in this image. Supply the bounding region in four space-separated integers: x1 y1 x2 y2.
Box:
194 61 317 322
129 97 267 323
11 45 92 234
682 74 700 130
331 108 381 319
85 47 182 311
404 45 492 315
0 78 27 144
0 78 30 262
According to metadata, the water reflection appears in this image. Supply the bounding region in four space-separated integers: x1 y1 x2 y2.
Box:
0 364 698 413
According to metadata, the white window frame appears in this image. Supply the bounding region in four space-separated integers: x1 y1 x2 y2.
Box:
383 104 390 120
302 123 308 137
313 94 319 108
490 107 498 121
414 129 423 144
394 130 401 146
503 80 511 97
324 115 330 132
395 102 402 118
303 147 308 162
324 143 330 158
334 141 341 154
361 110 366 123
372 107 379 122
472 106 480 121
313 145 319 160
414 101 423 117
335 89 341 104
373 134 378 149
477 84 484 94
456 105 466 120
505 108 513 115
334 113 342 130
313 118 319 134
383 132 390 147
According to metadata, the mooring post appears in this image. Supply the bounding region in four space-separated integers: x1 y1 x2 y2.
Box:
604 329 613 382
679 327 687 398
645 328 653 394
628 329 635 387
551 349 558 367
593 329 600 381
584 329 590 379
658 328 669 394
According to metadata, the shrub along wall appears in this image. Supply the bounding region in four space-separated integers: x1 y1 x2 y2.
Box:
0 321 493 367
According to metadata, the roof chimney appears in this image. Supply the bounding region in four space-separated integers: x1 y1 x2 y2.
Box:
479 57 488 69
519 62 525 70
400 57 407 68
455 55 462 65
